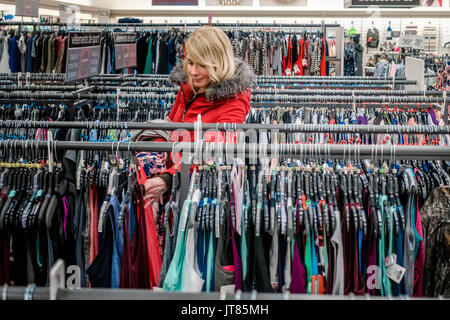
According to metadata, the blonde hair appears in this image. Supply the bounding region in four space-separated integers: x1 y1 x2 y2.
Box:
183 26 235 93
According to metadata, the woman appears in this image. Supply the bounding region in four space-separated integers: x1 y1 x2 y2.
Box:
143 26 255 205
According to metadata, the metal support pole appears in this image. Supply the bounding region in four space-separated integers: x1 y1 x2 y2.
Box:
4 140 449 160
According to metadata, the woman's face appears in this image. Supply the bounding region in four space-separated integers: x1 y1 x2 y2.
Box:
186 57 211 93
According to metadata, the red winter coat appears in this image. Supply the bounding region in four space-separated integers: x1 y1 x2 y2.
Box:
161 58 255 176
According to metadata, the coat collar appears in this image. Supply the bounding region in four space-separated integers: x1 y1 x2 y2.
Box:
168 58 255 102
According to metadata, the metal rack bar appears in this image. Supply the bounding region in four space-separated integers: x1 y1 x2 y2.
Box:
0 92 444 102
1 121 448 135
0 286 49 301
0 83 400 91
0 21 340 28
0 73 415 85
2 140 449 161
5 85 443 96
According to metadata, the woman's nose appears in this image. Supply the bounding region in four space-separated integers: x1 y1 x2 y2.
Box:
190 67 199 75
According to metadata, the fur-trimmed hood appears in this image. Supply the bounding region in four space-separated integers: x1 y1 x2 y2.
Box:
167 58 256 102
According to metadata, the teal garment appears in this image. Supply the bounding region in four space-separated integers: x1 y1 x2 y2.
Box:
378 195 392 296
305 233 312 294
311 228 319 276
241 180 249 280
385 204 395 296
205 231 215 292
143 38 153 74
163 199 191 291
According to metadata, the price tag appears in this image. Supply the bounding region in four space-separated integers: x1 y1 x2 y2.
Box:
411 36 424 50
399 36 412 48
386 264 406 284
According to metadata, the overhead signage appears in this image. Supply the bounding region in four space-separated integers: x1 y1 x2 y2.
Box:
344 0 421 7
15 0 39 17
113 33 137 70
59 4 79 24
65 32 102 83
98 10 110 24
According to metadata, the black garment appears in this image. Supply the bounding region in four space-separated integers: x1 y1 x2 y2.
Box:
292 35 298 66
344 49 356 77
33 35 42 73
243 227 273 292
86 206 114 288
10 230 27 285
63 129 82 182
214 201 235 290
136 35 149 74
156 35 169 74
0 233 9 285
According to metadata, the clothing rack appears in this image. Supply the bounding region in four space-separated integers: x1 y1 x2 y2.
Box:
0 73 408 81
0 92 447 123
98 78 416 85
1 121 448 135
1 140 448 161
0 73 416 85
4 85 446 97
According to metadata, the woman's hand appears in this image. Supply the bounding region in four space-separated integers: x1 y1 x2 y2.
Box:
143 177 167 208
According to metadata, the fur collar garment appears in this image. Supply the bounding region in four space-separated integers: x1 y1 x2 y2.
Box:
168 58 256 102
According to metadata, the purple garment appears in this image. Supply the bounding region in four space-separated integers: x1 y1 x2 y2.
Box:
290 240 307 293
428 108 439 126
357 116 368 145
357 116 367 125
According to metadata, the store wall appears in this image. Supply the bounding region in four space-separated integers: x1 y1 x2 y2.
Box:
0 3 94 21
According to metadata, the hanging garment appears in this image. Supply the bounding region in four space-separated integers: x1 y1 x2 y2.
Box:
9 36 20 73
143 37 153 74
354 44 363 77
0 35 11 73
421 186 450 298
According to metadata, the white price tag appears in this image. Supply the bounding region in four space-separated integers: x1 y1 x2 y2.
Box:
386 264 406 284
411 36 424 50
399 36 412 48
